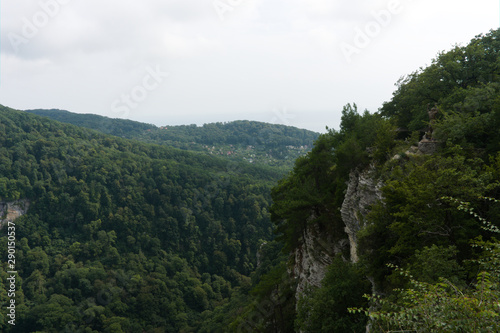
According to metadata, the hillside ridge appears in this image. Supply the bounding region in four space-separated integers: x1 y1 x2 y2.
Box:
26 108 320 169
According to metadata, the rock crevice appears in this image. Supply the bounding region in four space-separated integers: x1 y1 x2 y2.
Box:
340 167 383 263
293 222 348 297
292 165 383 300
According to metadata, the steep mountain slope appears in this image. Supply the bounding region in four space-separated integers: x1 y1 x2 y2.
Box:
25 109 320 169
222 29 500 332
0 105 283 332
5 27 500 333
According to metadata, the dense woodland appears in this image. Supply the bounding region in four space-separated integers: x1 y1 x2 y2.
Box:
0 108 305 332
1 29 500 332
266 29 500 332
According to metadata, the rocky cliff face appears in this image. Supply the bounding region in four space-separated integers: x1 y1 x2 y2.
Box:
0 199 30 227
340 167 383 263
292 166 382 299
292 222 348 296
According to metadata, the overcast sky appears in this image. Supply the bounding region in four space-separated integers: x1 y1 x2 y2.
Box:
1 1 498 133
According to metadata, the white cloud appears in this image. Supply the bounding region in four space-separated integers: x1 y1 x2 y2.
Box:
0 0 498 133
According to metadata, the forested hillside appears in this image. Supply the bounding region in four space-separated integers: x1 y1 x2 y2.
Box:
25 110 319 170
2 28 500 333
222 29 500 332
0 105 285 332
24 109 157 139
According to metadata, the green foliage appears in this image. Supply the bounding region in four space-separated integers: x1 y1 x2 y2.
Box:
233 261 296 333
296 256 370 333
197 241 296 333
271 104 396 254
0 105 287 332
356 268 500 333
381 29 500 132
270 29 500 333
3 28 500 332
25 108 156 139
408 244 465 286
432 81 500 155
355 197 500 333
26 109 320 171
359 153 495 289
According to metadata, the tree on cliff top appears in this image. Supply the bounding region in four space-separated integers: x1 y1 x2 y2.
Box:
381 29 500 133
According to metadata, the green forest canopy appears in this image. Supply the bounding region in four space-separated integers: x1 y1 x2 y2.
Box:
1 28 500 332
0 105 288 332
25 109 320 170
266 29 500 332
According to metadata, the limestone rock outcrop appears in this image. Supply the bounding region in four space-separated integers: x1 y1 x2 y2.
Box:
0 199 30 228
341 167 383 263
292 166 382 301
292 223 348 297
